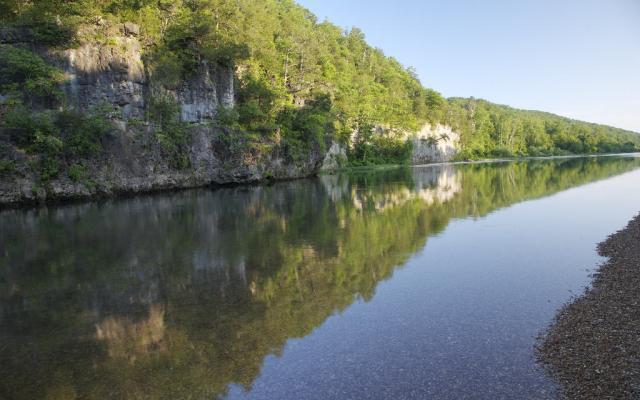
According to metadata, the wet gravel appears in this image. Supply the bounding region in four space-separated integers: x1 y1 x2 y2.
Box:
538 213 640 399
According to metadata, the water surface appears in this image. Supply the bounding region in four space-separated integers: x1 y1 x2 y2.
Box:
1 155 640 399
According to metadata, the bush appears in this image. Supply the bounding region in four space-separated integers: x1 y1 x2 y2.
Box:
1 104 112 180
237 75 277 132
147 93 180 127
148 93 191 169
0 159 16 176
526 146 553 157
621 142 638 153
454 148 482 161
277 93 334 162
67 163 87 182
490 147 514 158
30 21 75 46
31 131 64 180
2 106 56 147
201 42 250 68
57 108 113 158
0 45 64 104
217 106 240 127
348 130 413 167
150 52 183 89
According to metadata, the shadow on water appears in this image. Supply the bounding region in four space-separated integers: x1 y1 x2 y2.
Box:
1 156 640 399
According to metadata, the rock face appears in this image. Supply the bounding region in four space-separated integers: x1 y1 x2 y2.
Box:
0 26 460 206
320 142 348 172
123 22 140 37
63 33 235 123
320 122 461 173
356 123 461 165
0 27 323 206
0 122 324 205
65 35 147 120
408 123 460 164
175 62 235 123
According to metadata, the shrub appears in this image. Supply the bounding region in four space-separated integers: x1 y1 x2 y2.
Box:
277 93 334 162
348 133 413 167
490 147 514 158
147 93 180 127
454 148 482 161
237 75 277 132
527 146 553 157
0 159 16 176
0 45 64 104
1 104 112 180
2 106 56 147
217 106 240 127
57 107 113 158
150 52 183 89
201 42 250 68
29 21 75 46
31 131 64 180
148 93 191 169
67 163 87 182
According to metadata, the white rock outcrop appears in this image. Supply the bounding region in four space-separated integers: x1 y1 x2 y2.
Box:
320 142 348 171
407 123 460 164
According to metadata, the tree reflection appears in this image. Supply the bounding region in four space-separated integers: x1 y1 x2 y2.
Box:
1 156 639 399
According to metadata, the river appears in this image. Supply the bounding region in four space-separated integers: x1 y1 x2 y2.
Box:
1 155 640 399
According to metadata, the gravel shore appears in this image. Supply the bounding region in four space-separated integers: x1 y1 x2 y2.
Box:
538 213 640 399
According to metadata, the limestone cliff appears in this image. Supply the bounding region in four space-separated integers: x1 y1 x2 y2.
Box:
319 142 348 172
351 122 461 166
407 123 460 164
0 25 324 206
0 24 459 206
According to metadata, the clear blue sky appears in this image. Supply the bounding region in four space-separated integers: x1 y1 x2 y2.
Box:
297 0 640 132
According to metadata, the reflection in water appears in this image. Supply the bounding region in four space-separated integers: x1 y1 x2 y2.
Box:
95 304 166 362
1 156 639 399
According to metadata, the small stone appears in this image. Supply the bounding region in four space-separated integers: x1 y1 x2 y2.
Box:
123 22 140 36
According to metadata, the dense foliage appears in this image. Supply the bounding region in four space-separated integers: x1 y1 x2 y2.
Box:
348 126 414 166
2 104 113 180
0 45 64 105
0 31 113 180
0 0 638 172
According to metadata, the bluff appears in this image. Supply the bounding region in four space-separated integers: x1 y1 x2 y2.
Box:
0 25 460 206
1 0 638 206
0 24 330 205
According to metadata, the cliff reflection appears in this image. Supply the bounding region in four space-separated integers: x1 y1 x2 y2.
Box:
0 156 639 399
95 304 166 362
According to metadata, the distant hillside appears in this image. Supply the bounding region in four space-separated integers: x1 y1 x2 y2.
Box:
446 98 640 159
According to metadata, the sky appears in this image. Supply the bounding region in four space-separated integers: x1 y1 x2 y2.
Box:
297 0 640 132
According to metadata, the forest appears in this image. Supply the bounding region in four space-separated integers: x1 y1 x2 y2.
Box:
1 0 639 170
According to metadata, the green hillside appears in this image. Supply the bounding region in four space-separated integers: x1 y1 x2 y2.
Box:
1 0 638 171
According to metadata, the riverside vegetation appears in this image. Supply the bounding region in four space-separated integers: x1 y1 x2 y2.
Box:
1 0 639 203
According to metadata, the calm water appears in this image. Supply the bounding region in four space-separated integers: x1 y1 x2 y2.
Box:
1 156 640 399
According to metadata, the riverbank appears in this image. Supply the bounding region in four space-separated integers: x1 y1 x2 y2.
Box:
2 153 638 209
538 213 640 399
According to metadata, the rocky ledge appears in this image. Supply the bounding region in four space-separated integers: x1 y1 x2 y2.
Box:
0 125 325 207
